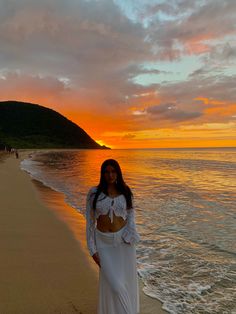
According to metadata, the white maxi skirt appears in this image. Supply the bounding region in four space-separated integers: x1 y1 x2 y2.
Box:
95 226 140 314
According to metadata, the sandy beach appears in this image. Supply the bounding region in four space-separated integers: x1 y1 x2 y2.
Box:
0 152 167 314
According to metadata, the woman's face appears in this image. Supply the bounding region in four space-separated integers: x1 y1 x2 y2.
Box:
104 165 117 185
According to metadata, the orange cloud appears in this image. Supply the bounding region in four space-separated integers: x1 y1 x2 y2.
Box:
204 104 236 116
195 97 226 105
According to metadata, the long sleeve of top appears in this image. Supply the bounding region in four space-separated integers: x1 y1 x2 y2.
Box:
86 187 97 256
121 207 140 245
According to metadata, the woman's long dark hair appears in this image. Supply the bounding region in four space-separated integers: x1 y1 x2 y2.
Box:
93 159 133 210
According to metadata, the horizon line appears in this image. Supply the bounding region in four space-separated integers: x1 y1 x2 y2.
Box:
110 146 236 150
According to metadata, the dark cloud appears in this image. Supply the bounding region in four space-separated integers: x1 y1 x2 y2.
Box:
145 0 199 18
122 133 136 139
146 103 202 122
147 0 236 60
203 43 236 66
0 0 151 80
159 74 236 105
138 67 171 75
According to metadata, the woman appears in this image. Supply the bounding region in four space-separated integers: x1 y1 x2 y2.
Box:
86 159 140 314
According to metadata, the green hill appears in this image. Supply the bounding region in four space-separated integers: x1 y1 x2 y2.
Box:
0 101 109 149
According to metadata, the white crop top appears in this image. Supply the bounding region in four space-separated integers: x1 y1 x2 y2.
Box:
86 186 140 256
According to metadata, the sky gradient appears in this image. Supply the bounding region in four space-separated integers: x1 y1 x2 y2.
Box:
0 0 235 148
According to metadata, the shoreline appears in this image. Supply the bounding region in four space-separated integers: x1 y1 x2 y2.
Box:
0 151 167 313
31 176 168 314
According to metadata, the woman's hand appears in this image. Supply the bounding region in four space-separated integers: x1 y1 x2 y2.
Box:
123 240 131 244
92 252 101 267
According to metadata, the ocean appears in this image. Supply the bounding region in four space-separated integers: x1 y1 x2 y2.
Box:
20 148 236 314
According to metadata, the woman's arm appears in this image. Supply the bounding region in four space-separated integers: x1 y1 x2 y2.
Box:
86 188 98 256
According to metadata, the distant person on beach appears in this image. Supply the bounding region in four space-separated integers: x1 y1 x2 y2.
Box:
86 159 140 314
15 150 19 159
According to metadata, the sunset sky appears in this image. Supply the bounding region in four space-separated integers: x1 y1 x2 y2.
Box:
0 0 236 148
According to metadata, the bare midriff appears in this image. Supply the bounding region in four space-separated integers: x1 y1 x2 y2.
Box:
97 213 127 232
